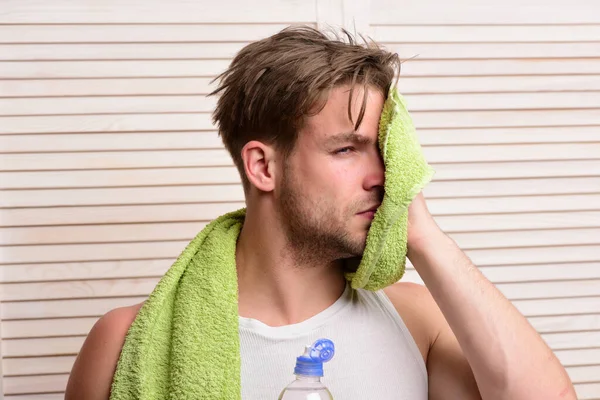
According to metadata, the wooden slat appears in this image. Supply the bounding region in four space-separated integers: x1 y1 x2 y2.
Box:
1 296 147 320
0 95 217 116
433 160 600 180
0 259 173 283
543 331 600 350
3 356 76 376
2 109 599 134
2 318 97 339
2 59 600 79
2 242 599 266
1 126 599 154
385 42 600 60
2 75 599 97
1 195 598 227
466 245 600 266
4 42 600 61
372 24 600 43
0 167 242 189
569 366 600 384
0 277 160 301
2 337 84 357
529 314 600 334
556 348 600 367
3 220 600 247
3 144 600 172
515 297 600 317
496 280 600 301
0 42 245 61
0 1 316 24
0 77 217 97
1 294 595 321
3 373 68 394
3 179 600 209
1 241 190 264
1 149 234 171
576 382 600 400
0 131 224 153
0 202 246 227
3 92 600 116
5 276 600 302
480 263 600 283
4 393 64 400
371 0 600 24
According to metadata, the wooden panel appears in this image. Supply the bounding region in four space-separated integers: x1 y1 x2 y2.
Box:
371 0 600 24
3 179 600 209
5 42 600 61
1 149 234 171
3 92 600 116
0 167 242 189
1 296 147 320
515 297 600 317
2 59 600 79
4 275 600 302
556 348 600 367
569 366 600 384
2 318 97 339
4 394 64 400
385 42 600 60
3 356 76 376
2 337 84 357
577 383 600 400
0 131 224 153
466 245 600 266
5 144 600 172
1 277 161 301
3 373 68 394
543 331 600 350
1 126 598 154
1 202 246 227
3 221 600 248
372 24 600 43
1 241 190 264
2 75 599 97
0 95 217 116
1 195 598 227
0 42 245 61
1 294 596 321
0 259 173 283
529 314 600 334
0 1 316 24
2 109 599 134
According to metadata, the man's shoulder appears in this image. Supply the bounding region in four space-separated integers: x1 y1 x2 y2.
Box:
65 301 145 400
383 281 443 363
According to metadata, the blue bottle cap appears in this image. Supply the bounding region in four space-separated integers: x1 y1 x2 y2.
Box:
293 338 335 377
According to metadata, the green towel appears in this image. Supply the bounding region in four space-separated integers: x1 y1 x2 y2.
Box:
109 88 434 399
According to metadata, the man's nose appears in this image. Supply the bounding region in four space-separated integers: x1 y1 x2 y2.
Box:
364 150 385 191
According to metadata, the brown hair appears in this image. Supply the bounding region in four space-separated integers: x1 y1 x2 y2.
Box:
210 25 400 192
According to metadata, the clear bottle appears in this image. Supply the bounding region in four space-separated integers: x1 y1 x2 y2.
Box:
278 338 335 400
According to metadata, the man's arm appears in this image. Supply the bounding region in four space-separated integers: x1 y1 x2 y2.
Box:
407 193 576 400
65 302 143 400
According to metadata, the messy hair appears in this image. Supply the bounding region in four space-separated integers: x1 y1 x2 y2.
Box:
210 25 400 192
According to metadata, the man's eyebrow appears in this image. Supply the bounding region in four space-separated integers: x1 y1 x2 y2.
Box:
325 131 374 146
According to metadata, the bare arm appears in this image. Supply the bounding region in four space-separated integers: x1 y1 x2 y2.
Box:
65 303 143 400
407 193 576 400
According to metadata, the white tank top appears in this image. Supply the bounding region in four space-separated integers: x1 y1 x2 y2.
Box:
239 283 428 399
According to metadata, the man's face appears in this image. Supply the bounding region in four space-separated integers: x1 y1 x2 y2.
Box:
276 84 385 262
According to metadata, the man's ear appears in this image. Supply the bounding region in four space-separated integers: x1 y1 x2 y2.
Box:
240 140 278 192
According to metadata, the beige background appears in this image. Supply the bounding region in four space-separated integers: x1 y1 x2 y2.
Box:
1 0 600 398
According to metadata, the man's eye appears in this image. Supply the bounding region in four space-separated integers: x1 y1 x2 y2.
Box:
334 147 354 154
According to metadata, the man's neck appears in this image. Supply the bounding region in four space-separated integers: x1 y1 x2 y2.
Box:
235 208 347 327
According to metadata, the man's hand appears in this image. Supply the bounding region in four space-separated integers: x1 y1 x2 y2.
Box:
406 192 442 256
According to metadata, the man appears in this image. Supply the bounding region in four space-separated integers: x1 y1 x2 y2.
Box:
66 26 576 399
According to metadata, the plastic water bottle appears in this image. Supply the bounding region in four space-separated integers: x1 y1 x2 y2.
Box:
278 338 335 400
